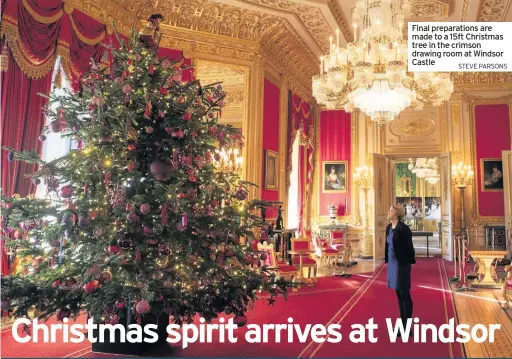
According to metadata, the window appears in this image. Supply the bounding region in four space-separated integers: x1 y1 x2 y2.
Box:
35 57 76 198
287 132 300 229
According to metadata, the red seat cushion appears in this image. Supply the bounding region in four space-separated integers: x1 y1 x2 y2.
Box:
292 257 316 265
322 248 338 254
278 265 297 272
277 260 286 266
293 241 310 251
331 231 344 240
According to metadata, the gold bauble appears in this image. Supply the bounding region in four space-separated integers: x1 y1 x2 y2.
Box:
156 255 169 268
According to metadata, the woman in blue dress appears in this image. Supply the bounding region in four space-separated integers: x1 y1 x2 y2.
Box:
385 204 416 334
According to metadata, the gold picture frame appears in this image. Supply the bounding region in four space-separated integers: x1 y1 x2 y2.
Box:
480 158 504 192
322 161 348 193
265 150 278 190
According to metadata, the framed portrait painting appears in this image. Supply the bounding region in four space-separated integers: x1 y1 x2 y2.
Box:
480 158 504 191
265 150 278 190
322 161 347 193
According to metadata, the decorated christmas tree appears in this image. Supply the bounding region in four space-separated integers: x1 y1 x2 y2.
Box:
1 20 289 329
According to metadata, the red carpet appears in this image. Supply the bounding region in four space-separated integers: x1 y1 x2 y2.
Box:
1 259 465 358
302 258 464 358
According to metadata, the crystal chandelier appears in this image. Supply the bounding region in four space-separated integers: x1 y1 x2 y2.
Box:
312 0 454 125
408 158 439 184
213 147 243 174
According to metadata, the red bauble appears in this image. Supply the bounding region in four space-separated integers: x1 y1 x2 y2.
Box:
234 315 247 327
160 88 168 95
150 160 173 182
57 308 70 321
60 185 74 198
136 300 151 314
145 127 154 134
108 245 121 254
49 120 61 133
182 112 191 121
83 280 99 294
127 212 140 223
52 279 62 287
143 225 153 236
13 229 22 240
140 203 151 215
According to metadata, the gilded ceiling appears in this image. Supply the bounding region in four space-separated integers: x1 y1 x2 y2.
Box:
71 0 512 97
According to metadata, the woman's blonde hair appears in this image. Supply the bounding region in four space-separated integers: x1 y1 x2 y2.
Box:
391 204 406 220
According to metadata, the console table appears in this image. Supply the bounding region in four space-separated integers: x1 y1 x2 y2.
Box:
469 248 508 288
412 231 434 258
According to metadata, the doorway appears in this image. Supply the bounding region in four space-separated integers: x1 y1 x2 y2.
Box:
391 157 442 257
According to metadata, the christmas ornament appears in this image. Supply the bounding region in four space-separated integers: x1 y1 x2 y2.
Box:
234 315 247 327
152 271 163 280
182 112 191 121
39 135 46 142
99 136 113 144
150 160 173 181
122 84 133 94
233 187 248 200
57 308 70 321
140 203 151 215
49 120 61 133
61 213 73 226
108 244 121 254
143 225 153 236
156 255 169 268
1 300 11 310
101 270 112 282
181 213 188 227
78 216 90 228
136 300 151 314
127 161 137 172
52 280 62 287
147 238 159 246
32 178 41 185
7 151 14 162
117 233 134 249
13 229 22 239
93 228 104 238
160 88 168 95
145 126 154 134
83 280 99 294
127 212 140 223
60 185 74 198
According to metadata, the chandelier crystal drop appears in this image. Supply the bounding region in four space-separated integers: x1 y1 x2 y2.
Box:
408 158 440 184
312 0 454 125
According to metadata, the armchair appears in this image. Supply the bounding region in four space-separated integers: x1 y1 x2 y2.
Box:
257 242 297 285
312 231 340 270
291 237 317 282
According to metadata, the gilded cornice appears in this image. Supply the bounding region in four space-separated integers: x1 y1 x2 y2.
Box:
67 0 136 35
477 0 512 21
451 72 512 90
159 27 259 61
327 0 352 44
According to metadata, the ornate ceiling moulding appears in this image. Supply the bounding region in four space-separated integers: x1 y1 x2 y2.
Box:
410 0 450 19
70 0 136 35
235 0 337 53
134 0 282 43
260 21 317 101
451 72 512 90
160 27 259 61
477 0 512 21
326 0 352 44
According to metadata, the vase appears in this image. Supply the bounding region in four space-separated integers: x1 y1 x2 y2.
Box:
328 205 337 223
91 313 169 355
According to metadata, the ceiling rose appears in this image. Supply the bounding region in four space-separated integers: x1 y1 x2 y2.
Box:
312 0 454 125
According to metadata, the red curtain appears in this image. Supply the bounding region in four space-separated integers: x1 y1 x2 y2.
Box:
287 92 313 233
0 0 192 276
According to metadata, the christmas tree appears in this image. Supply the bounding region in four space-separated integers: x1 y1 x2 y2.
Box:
1 22 289 327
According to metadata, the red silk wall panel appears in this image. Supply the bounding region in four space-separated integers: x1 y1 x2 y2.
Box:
475 104 511 217
261 79 280 218
319 110 351 216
